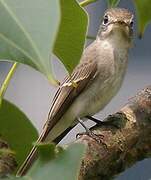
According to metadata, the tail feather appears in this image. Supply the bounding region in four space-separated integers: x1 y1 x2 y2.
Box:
17 114 76 176
16 127 47 176
16 146 38 176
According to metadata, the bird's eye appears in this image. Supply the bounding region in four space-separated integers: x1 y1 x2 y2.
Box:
103 15 109 25
130 20 134 28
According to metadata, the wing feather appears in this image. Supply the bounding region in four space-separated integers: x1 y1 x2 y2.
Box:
41 60 98 141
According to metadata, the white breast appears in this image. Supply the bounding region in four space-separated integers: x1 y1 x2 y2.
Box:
70 41 128 118
63 37 129 122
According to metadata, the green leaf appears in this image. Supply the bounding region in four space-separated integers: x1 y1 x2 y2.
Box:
54 0 88 73
107 0 120 7
36 143 56 161
0 0 60 84
0 99 38 169
27 143 86 180
134 0 151 37
3 144 86 180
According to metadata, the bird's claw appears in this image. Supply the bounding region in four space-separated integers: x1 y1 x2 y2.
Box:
76 130 106 145
77 118 106 146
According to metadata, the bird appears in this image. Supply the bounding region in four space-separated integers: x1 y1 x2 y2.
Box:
17 8 134 176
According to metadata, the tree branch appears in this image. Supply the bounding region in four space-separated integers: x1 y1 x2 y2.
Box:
75 85 151 180
0 139 17 177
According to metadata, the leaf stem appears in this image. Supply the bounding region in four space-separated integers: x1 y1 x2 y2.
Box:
0 62 18 101
80 0 99 7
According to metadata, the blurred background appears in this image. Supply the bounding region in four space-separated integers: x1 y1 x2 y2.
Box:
0 0 151 179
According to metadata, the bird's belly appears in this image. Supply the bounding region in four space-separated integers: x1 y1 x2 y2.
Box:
70 74 124 118
85 78 121 115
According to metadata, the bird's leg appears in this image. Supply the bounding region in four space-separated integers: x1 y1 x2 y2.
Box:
77 118 92 135
86 116 103 124
76 118 104 144
86 115 121 129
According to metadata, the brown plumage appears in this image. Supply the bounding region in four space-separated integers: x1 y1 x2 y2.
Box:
17 56 98 176
17 8 134 176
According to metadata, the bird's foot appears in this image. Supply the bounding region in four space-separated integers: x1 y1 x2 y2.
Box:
76 118 105 145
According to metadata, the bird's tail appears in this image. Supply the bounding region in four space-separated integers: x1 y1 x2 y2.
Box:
16 145 38 176
16 122 75 176
17 104 77 176
16 127 47 177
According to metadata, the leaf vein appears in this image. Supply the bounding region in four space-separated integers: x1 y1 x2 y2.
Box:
0 0 44 68
0 33 39 69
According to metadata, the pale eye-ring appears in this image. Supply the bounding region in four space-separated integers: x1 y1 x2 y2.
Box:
103 15 109 25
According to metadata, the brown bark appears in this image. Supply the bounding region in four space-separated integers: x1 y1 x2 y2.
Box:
0 139 17 178
76 85 151 180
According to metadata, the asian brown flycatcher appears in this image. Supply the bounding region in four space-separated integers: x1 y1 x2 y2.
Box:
17 8 134 176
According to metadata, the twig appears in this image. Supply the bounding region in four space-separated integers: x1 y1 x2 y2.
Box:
80 0 99 7
0 62 18 104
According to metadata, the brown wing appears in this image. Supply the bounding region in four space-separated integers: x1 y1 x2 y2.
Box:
40 60 98 141
17 50 98 177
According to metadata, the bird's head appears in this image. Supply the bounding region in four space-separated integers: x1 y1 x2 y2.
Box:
98 8 134 47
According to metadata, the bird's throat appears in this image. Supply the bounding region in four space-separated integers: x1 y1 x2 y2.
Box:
108 28 131 48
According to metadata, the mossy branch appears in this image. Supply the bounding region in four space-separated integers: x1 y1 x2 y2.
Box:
0 139 17 177
75 85 151 179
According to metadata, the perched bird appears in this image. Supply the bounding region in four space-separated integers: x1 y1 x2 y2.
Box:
17 8 134 176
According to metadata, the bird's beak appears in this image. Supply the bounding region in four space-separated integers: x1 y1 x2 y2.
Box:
112 21 130 28
110 21 132 37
